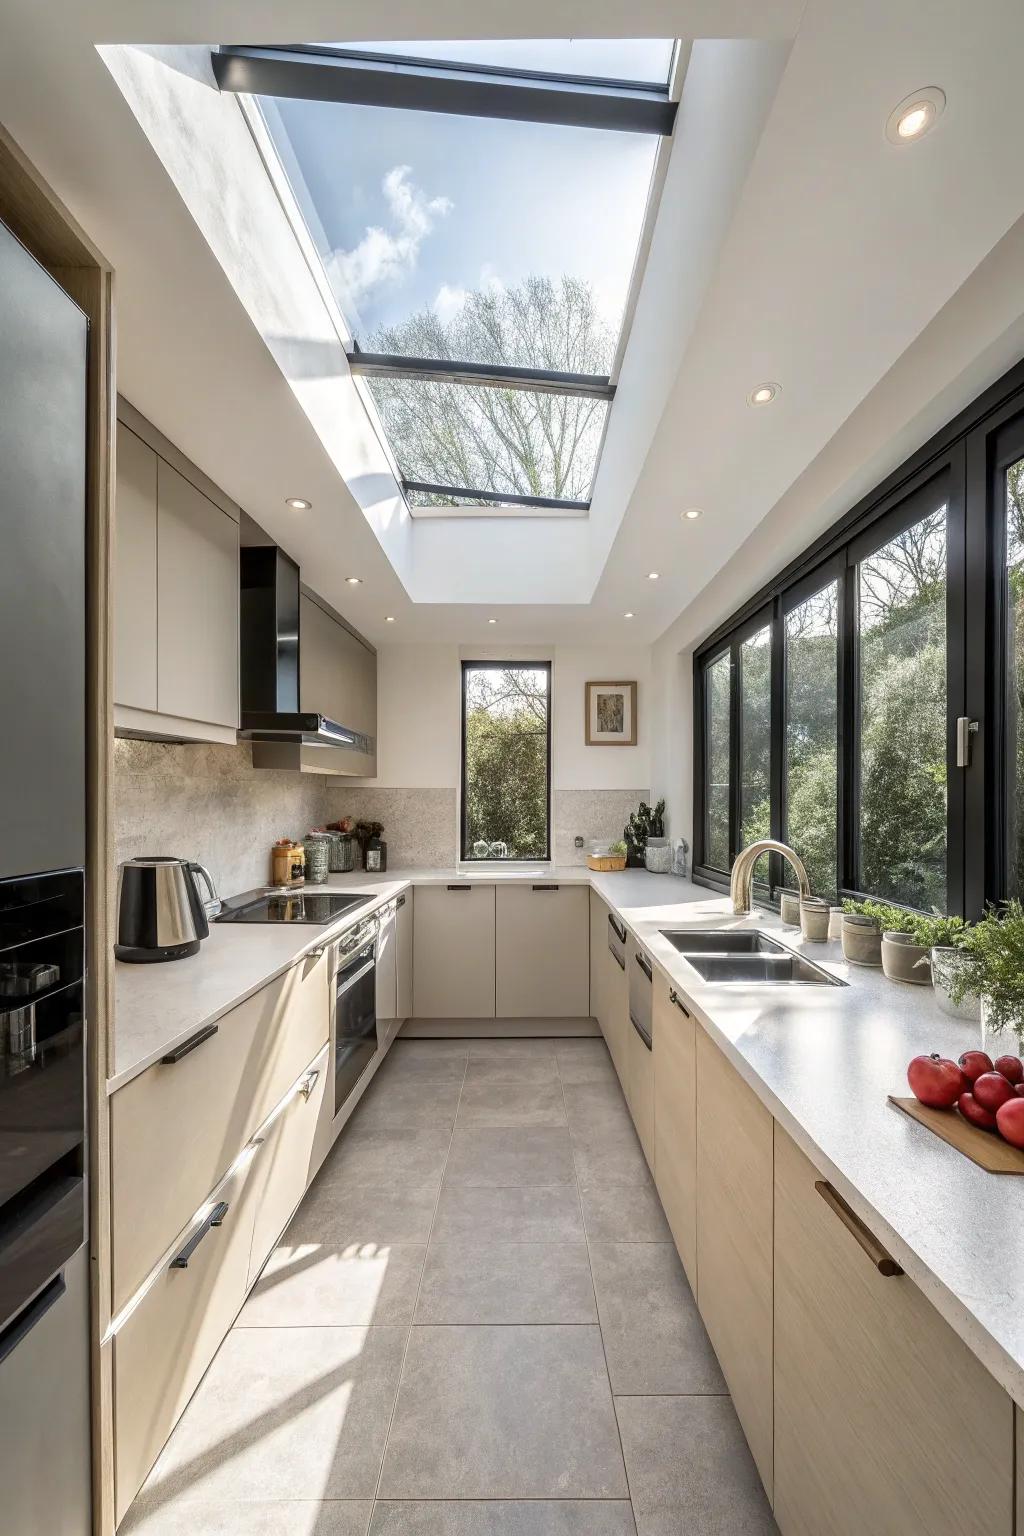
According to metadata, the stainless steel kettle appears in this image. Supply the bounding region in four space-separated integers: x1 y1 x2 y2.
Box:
115 857 219 963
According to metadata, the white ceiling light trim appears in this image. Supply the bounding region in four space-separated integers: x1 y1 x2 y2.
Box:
886 87 946 145
747 381 780 406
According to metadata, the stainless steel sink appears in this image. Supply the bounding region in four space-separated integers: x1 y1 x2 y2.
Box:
658 929 843 987
659 930 784 956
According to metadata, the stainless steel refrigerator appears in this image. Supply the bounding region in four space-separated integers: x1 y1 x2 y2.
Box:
0 215 92 1534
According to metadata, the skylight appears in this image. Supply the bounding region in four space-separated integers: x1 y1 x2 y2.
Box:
215 40 677 513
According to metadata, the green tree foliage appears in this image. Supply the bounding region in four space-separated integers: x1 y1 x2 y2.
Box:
1006 457 1024 896
366 276 612 503
464 667 548 858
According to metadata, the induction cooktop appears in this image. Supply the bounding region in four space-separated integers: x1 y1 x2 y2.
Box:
214 888 376 925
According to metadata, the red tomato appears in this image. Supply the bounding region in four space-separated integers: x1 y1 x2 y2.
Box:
994 1055 1024 1085
958 1091 998 1131
958 1050 994 1083
906 1053 966 1109
996 1098 1024 1149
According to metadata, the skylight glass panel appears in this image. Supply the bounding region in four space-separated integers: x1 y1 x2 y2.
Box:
366 374 608 505
337 40 675 84
258 95 658 369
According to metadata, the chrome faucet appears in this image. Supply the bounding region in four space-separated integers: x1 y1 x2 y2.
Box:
730 839 811 915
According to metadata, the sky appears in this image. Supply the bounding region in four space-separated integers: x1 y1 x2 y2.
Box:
263 49 662 355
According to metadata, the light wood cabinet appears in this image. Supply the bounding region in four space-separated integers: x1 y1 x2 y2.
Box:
605 917 628 1086
653 977 697 1288
110 948 329 1311
413 883 495 1018
247 1044 330 1287
396 889 413 1022
774 1123 1013 1536
114 425 158 711
589 891 608 1036
695 1029 774 1499
625 940 654 1167
495 883 589 1017
113 1153 260 1523
156 458 238 730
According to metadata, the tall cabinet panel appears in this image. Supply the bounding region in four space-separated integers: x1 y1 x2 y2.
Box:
156 459 238 730
113 426 158 711
413 885 496 1018
494 884 589 1017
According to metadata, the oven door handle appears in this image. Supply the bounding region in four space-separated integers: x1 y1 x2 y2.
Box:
336 957 375 999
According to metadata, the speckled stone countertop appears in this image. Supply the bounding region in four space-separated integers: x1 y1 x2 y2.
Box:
113 864 1024 1405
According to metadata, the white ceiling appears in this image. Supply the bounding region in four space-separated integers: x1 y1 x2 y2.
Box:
2 0 1023 646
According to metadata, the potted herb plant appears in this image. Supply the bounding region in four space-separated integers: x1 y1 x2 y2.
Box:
948 902 1024 1049
840 898 898 968
624 799 667 870
908 914 976 1019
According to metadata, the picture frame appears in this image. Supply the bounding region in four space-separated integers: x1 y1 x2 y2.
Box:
585 681 637 746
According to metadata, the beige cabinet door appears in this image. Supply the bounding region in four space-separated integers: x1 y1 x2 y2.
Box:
396 889 413 1021
625 940 654 1166
695 1030 774 1499
114 424 158 710
413 883 495 1018
247 1044 330 1286
495 884 589 1017
376 901 399 1045
156 459 239 729
653 978 697 1288
589 891 608 1036
605 927 628 1087
774 1124 1013 1536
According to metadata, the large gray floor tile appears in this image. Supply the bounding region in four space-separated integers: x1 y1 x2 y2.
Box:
555 1039 618 1084
416 1241 596 1323
579 1183 672 1243
242 1240 426 1327
370 1501 636 1535
615 1396 778 1536
353 1078 463 1130
561 1081 632 1129
141 1326 408 1503
431 1183 584 1244
443 1127 576 1187
122 1500 372 1535
570 1121 652 1188
465 1040 558 1083
589 1243 725 1394
456 1081 566 1128
376 1042 470 1083
264 1182 440 1248
379 1325 628 1499
325 1126 452 1185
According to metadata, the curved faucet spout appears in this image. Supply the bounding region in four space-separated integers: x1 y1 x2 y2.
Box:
729 839 811 915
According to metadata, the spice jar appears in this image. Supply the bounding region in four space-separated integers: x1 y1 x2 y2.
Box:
303 832 331 884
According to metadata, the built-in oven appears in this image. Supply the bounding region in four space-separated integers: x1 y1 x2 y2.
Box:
330 916 379 1112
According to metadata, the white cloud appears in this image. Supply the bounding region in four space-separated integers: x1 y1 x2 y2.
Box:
329 165 451 308
433 282 469 325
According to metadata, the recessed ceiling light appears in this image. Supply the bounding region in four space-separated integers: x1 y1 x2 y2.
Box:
681 507 703 521
285 497 311 510
648 571 660 581
886 86 945 145
488 617 497 624
345 576 363 585
747 382 780 407
624 612 635 620
385 615 396 623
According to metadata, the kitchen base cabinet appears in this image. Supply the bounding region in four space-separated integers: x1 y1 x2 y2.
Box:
110 948 329 1312
605 926 628 1088
413 883 496 1018
653 979 697 1288
495 884 589 1017
625 940 654 1168
247 1045 330 1287
396 889 413 1023
695 1030 774 1500
376 899 399 1046
589 891 608 1036
774 1125 1013 1536
113 1154 260 1524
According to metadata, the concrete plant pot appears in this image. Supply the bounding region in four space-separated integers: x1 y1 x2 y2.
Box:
881 930 931 985
841 913 882 967
930 945 981 1022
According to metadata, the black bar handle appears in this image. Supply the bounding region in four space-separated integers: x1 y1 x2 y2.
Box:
170 1202 229 1269
447 884 472 891
0 1273 65 1366
608 915 626 943
634 952 652 981
532 883 560 891
161 1023 219 1064
668 989 691 1018
629 1012 653 1050
609 946 626 971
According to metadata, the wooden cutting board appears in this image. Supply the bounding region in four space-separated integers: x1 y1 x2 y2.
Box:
888 1096 1024 1173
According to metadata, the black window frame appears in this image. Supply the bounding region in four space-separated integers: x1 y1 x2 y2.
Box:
693 353 1024 918
460 659 553 863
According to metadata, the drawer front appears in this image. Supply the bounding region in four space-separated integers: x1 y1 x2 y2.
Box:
774 1124 1013 1536
111 949 328 1311
653 981 696 1288
247 1045 330 1287
605 941 628 1087
626 1007 654 1168
113 1154 260 1523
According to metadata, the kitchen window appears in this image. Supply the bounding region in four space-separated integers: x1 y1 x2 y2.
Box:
218 40 678 514
693 354 1024 918
461 661 551 860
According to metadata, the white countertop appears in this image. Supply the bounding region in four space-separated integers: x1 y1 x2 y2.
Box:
112 863 1024 1407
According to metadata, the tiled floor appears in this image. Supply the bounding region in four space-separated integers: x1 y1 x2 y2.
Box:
123 1037 777 1536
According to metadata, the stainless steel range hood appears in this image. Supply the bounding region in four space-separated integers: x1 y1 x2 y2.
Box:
239 546 377 775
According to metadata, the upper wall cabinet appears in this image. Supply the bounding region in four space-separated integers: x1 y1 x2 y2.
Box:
114 403 239 744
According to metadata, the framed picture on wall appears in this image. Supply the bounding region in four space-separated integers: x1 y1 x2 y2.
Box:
585 681 637 746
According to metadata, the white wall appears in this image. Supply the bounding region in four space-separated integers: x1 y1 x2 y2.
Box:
356 642 652 792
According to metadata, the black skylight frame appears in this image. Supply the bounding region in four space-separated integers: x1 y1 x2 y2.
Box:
214 42 677 512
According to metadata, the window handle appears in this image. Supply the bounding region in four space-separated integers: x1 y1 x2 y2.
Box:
955 716 978 768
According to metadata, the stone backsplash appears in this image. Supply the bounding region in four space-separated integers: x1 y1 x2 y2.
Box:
324 787 459 869
552 788 651 864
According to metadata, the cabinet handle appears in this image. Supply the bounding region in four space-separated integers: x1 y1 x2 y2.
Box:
609 947 625 971
161 1023 218 1064
532 883 559 891
634 952 652 981
447 884 472 891
0 1273 65 1366
608 916 626 943
668 989 691 1018
629 1011 653 1050
814 1181 903 1277
299 1067 320 1101
308 945 327 961
397 894 406 908
170 1201 229 1269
